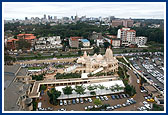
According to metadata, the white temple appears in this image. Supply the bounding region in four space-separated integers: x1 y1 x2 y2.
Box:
76 47 118 73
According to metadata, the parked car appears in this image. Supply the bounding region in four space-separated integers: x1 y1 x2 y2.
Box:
84 98 88 103
103 96 108 101
88 98 92 103
115 95 120 99
80 98 84 103
76 98 79 103
64 100 67 105
60 100 63 106
111 95 115 100
72 99 76 104
68 100 71 105
100 96 104 101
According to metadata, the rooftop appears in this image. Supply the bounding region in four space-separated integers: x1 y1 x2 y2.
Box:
81 39 89 42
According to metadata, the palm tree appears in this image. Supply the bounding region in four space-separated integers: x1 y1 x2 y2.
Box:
110 85 115 92
115 84 120 92
87 85 95 96
62 86 73 99
98 84 105 95
75 85 86 98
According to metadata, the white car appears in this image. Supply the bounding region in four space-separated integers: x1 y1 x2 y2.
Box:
76 98 79 103
60 100 63 106
103 96 108 101
88 98 92 103
64 100 67 105
137 79 140 84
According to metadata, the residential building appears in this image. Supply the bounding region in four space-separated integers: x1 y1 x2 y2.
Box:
112 19 134 27
35 36 62 50
80 39 90 47
96 39 104 47
7 38 19 50
133 22 141 27
111 38 121 48
90 31 102 40
69 37 81 48
112 20 123 27
17 34 36 47
117 27 136 46
135 36 147 46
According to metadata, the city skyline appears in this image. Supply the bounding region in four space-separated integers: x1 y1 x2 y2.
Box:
3 2 165 20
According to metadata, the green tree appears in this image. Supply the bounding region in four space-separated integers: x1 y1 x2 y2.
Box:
78 50 82 56
124 84 136 96
103 42 111 49
47 88 61 105
40 84 46 91
90 91 96 96
98 84 105 94
17 39 31 50
62 86 73 98
4 55 16 65
74 85 86 97
93 47 100 54
152 103 164 111
93 98 102 105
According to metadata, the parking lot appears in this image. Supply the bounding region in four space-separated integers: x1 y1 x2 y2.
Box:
37 66 150 111
129 53 164 93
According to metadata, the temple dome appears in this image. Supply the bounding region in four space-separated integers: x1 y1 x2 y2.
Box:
83 51 87 58
97 54 103 60
105 48 113 60
93 53 97 57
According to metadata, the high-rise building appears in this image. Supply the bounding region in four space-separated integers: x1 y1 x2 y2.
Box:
25 17 28 20
44 14 46 19
48 15 51 20
71 16 73 20
117 27 136 46
54 16 57 20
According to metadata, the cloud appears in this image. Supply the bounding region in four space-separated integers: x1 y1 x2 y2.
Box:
3 2 165 20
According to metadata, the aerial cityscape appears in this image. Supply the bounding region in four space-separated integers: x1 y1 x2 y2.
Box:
3 2 165 112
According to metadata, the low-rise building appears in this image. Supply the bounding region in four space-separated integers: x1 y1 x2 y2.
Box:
4 65 33 111
96 39 104 47
69 37 81 48
111 38 121 48
80 39 90 47
17 34 36 47
7 38 19 50
135 36 147 46
35 36 62 50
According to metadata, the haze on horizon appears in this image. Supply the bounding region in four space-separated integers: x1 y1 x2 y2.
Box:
3 2 165 20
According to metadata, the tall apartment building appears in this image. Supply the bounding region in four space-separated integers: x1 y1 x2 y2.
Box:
117 28 136 46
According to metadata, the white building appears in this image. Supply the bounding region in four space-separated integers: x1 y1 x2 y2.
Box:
96 39 104 47
111 38 121 48
81 39 90 47
35 36 62 50
135 36 147 46
117 27 136 46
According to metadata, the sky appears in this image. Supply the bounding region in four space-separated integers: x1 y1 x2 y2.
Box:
3 2 165 20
